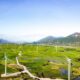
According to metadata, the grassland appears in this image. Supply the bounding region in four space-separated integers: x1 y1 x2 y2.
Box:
0 44 80 80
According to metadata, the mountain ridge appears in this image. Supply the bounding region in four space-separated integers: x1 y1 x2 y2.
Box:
36 32 80 46
0 32 80 46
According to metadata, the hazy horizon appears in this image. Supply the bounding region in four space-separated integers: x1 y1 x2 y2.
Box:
0 32 79 42
0 0 80 41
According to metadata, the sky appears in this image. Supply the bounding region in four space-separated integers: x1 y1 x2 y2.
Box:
0 0 80 42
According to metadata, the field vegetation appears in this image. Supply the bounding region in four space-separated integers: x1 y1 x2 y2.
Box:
0 44 80 80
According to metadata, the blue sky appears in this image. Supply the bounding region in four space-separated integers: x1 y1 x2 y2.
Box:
0 0 80 42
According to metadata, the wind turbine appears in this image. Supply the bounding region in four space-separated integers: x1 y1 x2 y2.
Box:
55 40 58 52
63 55 71 80
4 53 7 75
16 51 22 65
18 51 22 57
36 43 38 53
67 58 71 80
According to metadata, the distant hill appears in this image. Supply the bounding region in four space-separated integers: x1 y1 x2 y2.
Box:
36 32 80 46
1 32 80 46
0 39 9 43
68 32 80 38
37 36 57 44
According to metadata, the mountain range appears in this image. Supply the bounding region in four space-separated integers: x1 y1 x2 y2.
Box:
1 32 80 46
36 32 80 46
0 39 9 43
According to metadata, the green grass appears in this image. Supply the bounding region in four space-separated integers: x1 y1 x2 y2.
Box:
0 44 80 79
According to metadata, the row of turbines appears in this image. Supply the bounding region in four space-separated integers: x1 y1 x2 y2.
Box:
4 51 71 80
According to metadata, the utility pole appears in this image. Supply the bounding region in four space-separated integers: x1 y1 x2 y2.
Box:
4 53 7 75
67 58 71 80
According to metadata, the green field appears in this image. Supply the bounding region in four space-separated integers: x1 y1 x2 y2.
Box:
0 44 80 80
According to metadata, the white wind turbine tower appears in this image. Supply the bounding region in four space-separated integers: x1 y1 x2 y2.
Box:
18 51 22 57
16 51 22 65
36 43 38 53
67 58 71 80
4 53 7 75
55 40 58 52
